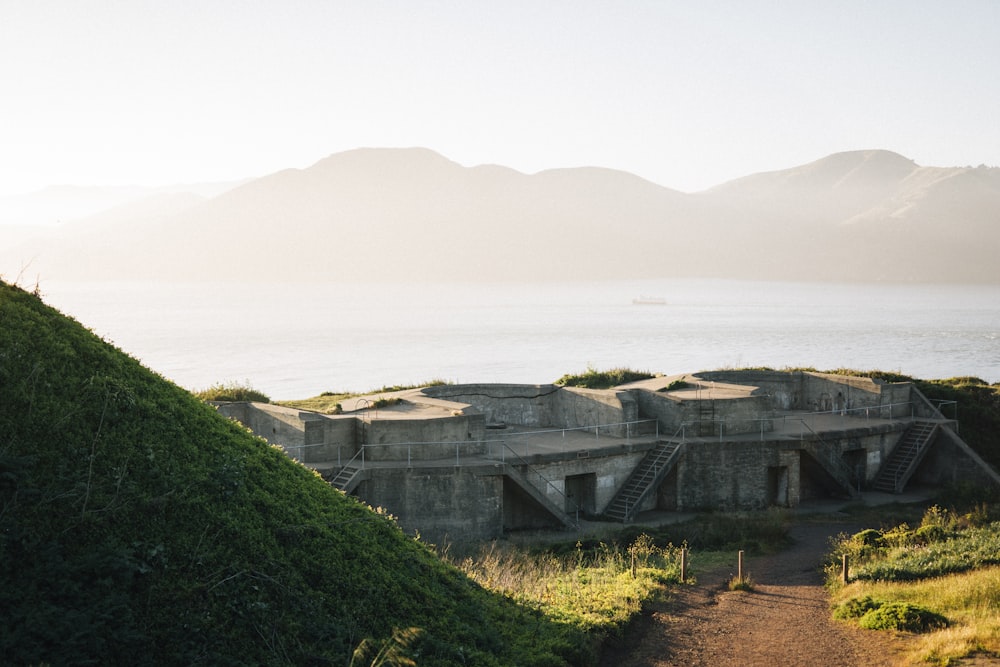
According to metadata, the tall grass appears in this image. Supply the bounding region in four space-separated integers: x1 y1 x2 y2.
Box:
554 366 656 389
448 535 684 634
828 505 1000 664
192 380 271 403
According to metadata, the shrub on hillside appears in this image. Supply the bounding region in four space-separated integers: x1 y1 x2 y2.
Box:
857 602 948 633
835 596 947 633
193 381 271 403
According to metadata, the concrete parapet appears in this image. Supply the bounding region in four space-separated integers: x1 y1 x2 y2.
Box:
422 383 631 432
421 384 562 426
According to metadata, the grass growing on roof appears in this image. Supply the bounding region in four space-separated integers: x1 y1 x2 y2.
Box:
555 365 656 389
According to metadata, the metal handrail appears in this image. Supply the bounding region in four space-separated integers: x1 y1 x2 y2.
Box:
496 440 582 525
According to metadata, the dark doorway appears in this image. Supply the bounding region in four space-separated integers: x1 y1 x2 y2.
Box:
768 466 789 507
843 449 866 493
565 473 596 516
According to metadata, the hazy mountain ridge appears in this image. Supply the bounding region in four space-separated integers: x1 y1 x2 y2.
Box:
2 148 998 284
0 180 248 226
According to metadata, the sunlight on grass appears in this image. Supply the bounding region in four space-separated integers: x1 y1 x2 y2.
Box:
449 536 684 635
828 505 1000 665
833 568 1000 664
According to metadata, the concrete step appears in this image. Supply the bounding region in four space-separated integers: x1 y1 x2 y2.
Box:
601 441 682 522
872 420 938 494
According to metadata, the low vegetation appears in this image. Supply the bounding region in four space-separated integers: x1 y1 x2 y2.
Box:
728 574 755 591
449 535 683 638
9 280 1000 665
2 281 793 665
276 380 450 414
442 512 789 653
192 380 271 403
0 282 594 665
555 366 656 389
827 503 1000 663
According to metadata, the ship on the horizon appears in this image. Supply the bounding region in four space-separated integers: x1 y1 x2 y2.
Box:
632 296 667 305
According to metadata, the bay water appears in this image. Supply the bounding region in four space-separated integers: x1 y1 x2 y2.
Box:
39 279 1000 399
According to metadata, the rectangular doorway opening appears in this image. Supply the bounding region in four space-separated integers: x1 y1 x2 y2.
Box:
768 466 789 507
565 473 596 517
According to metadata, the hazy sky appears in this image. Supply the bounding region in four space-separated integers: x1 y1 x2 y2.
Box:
2 1 998 197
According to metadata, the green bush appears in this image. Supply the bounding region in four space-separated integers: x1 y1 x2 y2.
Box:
913 524 949 546
826 506 1000 586
554 366 655 389
857 602 948 633
192 380 271 403
833 595 881 620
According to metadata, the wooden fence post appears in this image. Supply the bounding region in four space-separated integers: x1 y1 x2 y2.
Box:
738 550 745 581
680 548 688 583
842 554 849 584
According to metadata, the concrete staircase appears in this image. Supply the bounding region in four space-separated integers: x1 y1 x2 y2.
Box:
329 464 363 493
602 441 683 522
872 420 939 494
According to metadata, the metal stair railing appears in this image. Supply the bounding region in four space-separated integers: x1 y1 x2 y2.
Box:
499 452 579 529
601 423 687 522
328 446 365 492
873 420 938 494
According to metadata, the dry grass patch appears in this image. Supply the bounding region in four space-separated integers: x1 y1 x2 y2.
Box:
832 566 1000 664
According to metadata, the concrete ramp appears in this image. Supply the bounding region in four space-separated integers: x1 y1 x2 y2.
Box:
503 466 577 529
799 440 861 498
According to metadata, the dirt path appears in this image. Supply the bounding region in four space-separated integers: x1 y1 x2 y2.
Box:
600 522 907 666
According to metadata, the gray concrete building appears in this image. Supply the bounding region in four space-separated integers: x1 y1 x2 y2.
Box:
216 371 1000 544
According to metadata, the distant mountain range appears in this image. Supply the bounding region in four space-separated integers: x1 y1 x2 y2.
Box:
3 148 998 284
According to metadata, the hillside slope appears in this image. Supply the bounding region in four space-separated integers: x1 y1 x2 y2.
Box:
0 280 585 666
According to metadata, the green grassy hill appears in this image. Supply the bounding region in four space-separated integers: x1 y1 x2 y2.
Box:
0 281 587 666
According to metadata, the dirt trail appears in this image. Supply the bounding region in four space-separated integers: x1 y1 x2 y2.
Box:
600 522 907 666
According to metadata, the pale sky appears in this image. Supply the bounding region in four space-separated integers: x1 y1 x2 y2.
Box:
1 0 998 197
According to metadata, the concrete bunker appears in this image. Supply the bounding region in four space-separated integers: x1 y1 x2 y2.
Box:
216 371 1000 544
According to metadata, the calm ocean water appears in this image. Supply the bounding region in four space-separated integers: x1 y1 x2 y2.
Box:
41 279 1000 399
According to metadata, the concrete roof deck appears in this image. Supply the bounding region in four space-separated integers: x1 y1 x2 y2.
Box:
620 373 757 400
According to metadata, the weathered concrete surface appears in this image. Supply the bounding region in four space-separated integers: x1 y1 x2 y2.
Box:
216 372 1000 542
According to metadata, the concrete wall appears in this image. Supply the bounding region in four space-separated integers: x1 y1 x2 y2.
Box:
634 390 773 437
802 372 887 414
422 384 631 434
698 370 804 409
675 441 790 511
914 427 1000 489
553 387 633 436
423 384 563 426
634 391 686 436
695 370 911 417
356 465 504 544
687 396 774 437
671 422 907 511
525 448 652 516
363 414 486 461
214 402 359 464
